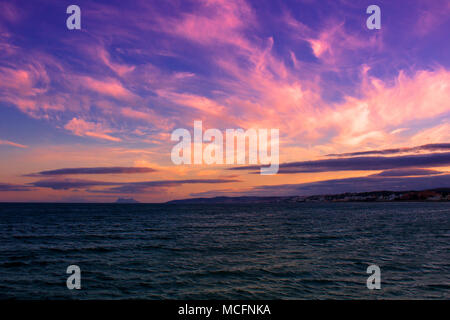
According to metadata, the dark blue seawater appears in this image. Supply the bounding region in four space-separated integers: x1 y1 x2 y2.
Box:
0 202 449 299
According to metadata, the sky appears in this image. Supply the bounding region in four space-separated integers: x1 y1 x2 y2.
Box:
0 0 449 202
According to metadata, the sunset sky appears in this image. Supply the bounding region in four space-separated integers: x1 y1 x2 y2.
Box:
0 0 449 202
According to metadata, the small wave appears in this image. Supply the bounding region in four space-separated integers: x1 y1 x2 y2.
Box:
48 246 113 253
0 261 29 268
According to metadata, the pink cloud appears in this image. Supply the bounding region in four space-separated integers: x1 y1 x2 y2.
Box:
415 0 450 36
0 2 22 23
410 122 450 146
158 0 254 51
1 0 448 176
120 107 173 131
64 118 122 142
79 76 136 100
157 90 225 116
0 139 27 148
93 47 136 77
306 22 382 67
0 65 49 96
314 68 450 153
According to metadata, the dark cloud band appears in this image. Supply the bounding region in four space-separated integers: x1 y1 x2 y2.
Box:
26 167 156 177
30 178 240 191
325 143 450 157
230 152 450 174
0 183 33 192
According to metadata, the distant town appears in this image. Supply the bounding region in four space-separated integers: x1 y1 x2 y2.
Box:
167 189 450 204
287 189 450 202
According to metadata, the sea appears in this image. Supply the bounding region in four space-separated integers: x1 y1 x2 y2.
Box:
0 202 448 299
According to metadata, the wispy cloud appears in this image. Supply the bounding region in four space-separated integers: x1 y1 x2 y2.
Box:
30 177 240 192
231 152 450 174
64 118 122 142
0 183 32 192
94 178 241 194
26 167 156 177
30 178 118 190
370 168 445 177
0 139 27 148
326 143 450 157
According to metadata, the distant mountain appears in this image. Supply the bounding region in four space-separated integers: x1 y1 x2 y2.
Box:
115 198 140 204
166 189 450 204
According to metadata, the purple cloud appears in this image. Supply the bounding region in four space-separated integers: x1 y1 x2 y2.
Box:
91 179 241 194
326 143 450 157
26 167 156 177
231 152 450 174
0 183 32 192
30 179 118 190
371 168 445 177
30 178 240 192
